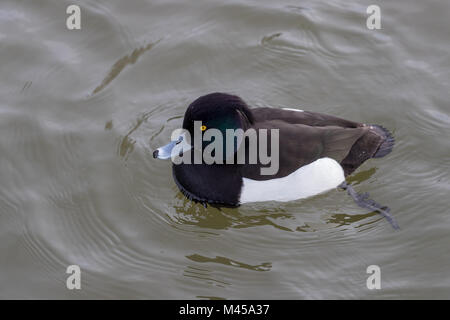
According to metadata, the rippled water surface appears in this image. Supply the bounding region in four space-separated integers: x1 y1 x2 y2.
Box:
1 0 449 299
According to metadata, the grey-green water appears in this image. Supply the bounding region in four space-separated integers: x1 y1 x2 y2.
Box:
1 0 449 299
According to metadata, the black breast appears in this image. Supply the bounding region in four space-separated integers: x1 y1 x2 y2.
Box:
172 162 242 207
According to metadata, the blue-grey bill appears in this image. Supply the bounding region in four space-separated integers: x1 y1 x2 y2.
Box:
153 140 177 159
153 134 191 160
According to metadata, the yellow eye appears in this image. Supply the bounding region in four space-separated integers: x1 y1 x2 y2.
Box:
200 125 207 131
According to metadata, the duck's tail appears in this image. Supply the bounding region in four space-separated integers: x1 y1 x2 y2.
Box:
339 181 400 230
370 125 395 158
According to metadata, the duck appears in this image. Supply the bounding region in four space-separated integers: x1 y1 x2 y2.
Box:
153 92 398 229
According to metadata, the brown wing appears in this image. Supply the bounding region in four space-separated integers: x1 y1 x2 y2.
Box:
240 120 369 180
251 108 364 128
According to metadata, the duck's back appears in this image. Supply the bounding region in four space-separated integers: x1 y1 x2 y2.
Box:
251 107 362 128
243 107 394 178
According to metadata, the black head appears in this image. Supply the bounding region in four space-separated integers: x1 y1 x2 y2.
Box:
182 92 254 158
183 92 254 134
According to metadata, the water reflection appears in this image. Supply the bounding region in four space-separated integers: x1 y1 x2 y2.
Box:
104 120 113 130
118 110 158 159
169 180 381 233
183 265 230 288
346 167 377 185
92 40 161 94
170 195 294 231
325 212 378 229
187 254 272 272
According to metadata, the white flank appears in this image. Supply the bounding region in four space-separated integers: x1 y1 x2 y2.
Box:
240 157 345 203
282 108 304 112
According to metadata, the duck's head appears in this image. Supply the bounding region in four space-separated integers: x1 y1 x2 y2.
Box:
153 92 254 161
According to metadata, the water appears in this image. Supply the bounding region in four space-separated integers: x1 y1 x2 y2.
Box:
1 0 449 299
